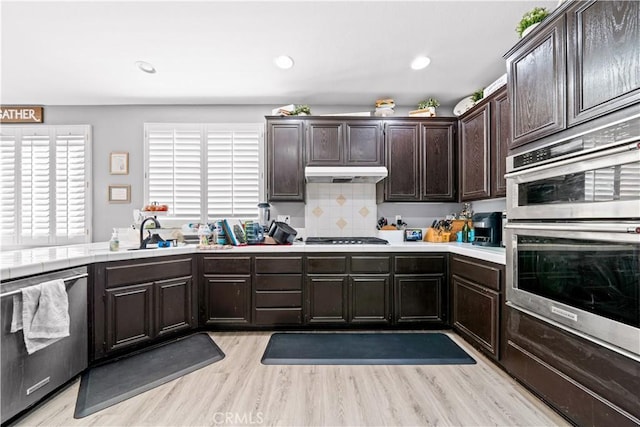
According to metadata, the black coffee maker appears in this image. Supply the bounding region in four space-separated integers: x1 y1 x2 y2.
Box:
471 212 502 247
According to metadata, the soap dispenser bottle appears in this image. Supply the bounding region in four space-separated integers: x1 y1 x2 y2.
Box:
109 228 120 251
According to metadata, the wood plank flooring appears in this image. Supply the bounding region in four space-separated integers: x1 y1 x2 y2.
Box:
13 331 569 426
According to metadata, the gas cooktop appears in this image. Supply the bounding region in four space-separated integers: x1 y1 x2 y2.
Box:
305 237 389 245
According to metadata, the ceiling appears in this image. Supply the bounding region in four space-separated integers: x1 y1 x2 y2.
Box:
0 0 558 110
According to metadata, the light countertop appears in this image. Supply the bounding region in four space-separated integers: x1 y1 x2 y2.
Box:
1 241 505 281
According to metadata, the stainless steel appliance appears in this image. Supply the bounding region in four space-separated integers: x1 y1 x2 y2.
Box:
471 212 502 247
305 237 389 245
258 202 271 231
1 267 88 423
505 114 640 362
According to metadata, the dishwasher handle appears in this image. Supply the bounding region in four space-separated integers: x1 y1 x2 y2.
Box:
0 273 88 298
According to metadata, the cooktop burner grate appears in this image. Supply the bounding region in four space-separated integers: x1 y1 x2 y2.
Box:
305 237 389 245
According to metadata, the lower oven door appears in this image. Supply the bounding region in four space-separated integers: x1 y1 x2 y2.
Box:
505 221 640 361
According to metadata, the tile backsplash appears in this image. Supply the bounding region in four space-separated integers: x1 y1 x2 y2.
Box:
305 183 377 237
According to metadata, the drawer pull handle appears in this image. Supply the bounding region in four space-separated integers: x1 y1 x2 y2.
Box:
26 376 50 395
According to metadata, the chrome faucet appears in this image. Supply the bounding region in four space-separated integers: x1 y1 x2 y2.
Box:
139 216 164 249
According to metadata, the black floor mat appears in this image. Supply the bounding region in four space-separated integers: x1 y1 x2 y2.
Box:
74 333 224 418
261 332 475 365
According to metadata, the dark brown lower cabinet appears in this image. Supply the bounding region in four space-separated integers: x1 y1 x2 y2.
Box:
307 276 349 323
349 276 390 323
394 276 443 323
306 254 391 325
503 307 640 427
254 256 303 325
450 255 503 360
93 256 197 360
200 255 252 326
393 254 447 324
202 276 251 325
105 282 154 352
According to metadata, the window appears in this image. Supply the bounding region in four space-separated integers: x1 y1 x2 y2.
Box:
144 123 263 222
0 125 92 249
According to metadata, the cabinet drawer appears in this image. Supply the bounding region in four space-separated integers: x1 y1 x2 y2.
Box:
105 257 192 288
255 275 302 291
202 256 251 275
255 256 302 274
394 255 445 274
254 308 302 325
255 291 302 308
307 256 347 274
450 255 501 291
351 256 390 273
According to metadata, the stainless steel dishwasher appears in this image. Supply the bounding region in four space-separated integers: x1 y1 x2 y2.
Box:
1 266 88 423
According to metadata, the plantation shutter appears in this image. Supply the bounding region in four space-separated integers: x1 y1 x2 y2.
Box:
207 125 261 218
145 123 262 222
0 129 18 245
146 125 203 220
0 125 91 248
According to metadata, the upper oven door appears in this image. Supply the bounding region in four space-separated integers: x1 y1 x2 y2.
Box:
506 142 640 220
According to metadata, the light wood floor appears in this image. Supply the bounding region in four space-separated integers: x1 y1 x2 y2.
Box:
13 331 569 427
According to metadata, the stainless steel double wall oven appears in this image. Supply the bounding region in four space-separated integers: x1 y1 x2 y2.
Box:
505 113 640 361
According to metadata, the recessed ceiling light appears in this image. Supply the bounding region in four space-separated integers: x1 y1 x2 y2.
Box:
274 55 294 70
135 61 156 74
411 56 431 70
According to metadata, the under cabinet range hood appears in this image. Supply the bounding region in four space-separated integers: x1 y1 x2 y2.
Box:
304 166 388 183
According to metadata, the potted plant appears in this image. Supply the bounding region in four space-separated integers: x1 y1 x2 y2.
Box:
516 7 549 38
290 105 311 116
417 98 440 117
471 89 484 104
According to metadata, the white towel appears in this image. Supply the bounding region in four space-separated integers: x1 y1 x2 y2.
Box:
11 279 70 354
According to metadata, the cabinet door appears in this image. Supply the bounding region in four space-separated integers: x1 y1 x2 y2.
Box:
491 88 509 198
452 275 500 359
345 120 383 165
155 276 193 337
267 120 304 201
394 275 444 323
384 123 420 201
567 1 640 125
307 121 343 165
459 104 490 201
507 16 566 148
202 276 251 325
307 276 348 323
105 282 154 353
349 276 390 324
422 122 456 201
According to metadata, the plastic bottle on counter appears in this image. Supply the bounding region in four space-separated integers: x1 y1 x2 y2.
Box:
109 228 119 251
462 221 470 243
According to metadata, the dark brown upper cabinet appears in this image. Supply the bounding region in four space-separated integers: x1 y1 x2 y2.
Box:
266 119 305 201
506 0 639 149
567 0 640 126
382 118 456 202
307 119 383 166
491 88 509 198
421 121 457 201
459 103 491 201
458 87 509 201
506 15 567 149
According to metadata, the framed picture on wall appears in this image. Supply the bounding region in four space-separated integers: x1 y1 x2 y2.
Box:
109 152 129 175
108 184 131 203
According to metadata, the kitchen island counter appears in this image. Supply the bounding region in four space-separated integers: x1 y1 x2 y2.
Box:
1 241 504 281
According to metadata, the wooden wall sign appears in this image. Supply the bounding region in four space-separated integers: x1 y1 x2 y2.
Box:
0 106 44 123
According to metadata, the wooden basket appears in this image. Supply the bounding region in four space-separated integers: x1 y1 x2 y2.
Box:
424 228 451 243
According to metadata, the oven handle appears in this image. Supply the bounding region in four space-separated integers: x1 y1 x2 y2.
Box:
505 222 640 234
505 141 639 179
